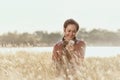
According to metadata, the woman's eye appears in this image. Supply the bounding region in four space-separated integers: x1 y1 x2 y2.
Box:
67 30 76 33
68 30 71 32
73 31 76 33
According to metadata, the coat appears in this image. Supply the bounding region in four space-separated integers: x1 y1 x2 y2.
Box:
52 38 86 64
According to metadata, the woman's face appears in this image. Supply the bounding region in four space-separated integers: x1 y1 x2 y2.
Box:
64 24 77 41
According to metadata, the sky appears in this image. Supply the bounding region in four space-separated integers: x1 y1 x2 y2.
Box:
0 0 120 34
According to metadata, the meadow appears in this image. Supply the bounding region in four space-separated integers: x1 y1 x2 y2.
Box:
0 51 120 80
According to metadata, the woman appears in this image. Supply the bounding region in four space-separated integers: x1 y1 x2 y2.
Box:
52 19 86 79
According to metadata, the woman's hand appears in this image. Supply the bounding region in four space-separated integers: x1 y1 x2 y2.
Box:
66 40 75 51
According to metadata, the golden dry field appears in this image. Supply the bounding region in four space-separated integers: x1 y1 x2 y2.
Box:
0 51 120 80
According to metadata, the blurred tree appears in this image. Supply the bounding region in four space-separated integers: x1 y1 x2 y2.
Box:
0 29 120 47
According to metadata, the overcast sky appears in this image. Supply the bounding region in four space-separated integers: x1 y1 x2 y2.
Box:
0 0 120 34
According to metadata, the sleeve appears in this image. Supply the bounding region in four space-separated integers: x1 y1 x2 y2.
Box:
52 44 58 61
52 44 61 62
77 40 86 60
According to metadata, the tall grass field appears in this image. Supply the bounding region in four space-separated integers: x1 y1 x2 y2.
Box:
0 51 120 80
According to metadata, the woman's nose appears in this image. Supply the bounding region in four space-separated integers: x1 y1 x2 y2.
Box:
70 32 74 36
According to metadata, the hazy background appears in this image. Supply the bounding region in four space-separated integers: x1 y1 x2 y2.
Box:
0 0 120 34
0 1 120 79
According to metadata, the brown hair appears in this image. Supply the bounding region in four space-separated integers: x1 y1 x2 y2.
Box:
63 19 79 32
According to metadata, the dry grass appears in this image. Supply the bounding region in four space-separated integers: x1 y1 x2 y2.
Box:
0 51 120 80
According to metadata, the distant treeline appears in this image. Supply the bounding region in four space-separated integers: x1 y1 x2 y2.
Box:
0 28 120 47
